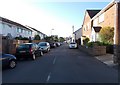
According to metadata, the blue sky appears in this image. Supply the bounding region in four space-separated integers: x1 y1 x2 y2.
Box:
0 0 110 37
35 2 109 30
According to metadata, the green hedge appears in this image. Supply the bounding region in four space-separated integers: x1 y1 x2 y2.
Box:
86 41 112 47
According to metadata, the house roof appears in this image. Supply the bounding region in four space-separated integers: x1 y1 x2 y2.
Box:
73 28 82 34
86 10 101 18
82 10 101 27
26 26 47 36
0 17 32 31
91 0 120 20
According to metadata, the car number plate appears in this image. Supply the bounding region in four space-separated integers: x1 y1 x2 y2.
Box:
19 51 26 53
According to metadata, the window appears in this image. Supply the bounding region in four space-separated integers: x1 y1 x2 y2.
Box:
17 27 19 32
21 29 23 33
99 13 104 23
93 18 98 26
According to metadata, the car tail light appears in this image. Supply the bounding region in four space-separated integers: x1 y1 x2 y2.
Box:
30 48 33 54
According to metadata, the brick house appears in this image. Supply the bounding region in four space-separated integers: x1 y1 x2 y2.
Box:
91 0 119 42
81 10 101 44
82 0 120 43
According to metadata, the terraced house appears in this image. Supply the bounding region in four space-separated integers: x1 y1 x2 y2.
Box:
0 17 32 39
82 0 120 44
0 17 47 40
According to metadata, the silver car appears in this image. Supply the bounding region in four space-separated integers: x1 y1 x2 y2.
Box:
38 42 50 53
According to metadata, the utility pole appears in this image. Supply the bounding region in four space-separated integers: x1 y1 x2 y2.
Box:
114 0 120 64
72 25 74 42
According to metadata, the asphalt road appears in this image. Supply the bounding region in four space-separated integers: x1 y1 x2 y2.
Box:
2 43 118 83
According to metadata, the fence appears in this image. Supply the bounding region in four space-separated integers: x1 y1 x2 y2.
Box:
2 39 30 54
2 39 46 54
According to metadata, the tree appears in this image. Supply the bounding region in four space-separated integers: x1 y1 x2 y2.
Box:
99 27 114 44
59 37 65 42
34 35 41 40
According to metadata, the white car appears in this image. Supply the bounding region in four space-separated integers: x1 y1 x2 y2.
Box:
69 42 78 49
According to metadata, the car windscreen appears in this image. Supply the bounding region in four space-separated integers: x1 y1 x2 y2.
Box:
38 43 47 46
17 44 31 49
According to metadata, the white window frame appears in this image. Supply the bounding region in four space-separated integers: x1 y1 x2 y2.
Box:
99 13 104 23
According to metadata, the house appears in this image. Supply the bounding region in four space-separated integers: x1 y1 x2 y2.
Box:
81 10 101 44
25 26 47 40
82 0 120 43
0 17 32 39
90 0 119 42
73 28 82 45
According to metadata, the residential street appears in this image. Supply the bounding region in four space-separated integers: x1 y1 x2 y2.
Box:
2 43 118 83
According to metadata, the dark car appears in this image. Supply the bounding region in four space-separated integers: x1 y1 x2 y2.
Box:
38 42 50 53
15 43 43 60
55 42 61 47
50 42 56 48
0 53 17 69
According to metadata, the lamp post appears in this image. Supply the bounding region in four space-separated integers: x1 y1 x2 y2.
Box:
51 28 54 36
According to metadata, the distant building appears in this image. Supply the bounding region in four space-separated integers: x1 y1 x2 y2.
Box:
73 28 82 45
0 17 32 39
26 26 47 40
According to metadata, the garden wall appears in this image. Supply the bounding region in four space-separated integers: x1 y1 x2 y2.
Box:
79 45 106 56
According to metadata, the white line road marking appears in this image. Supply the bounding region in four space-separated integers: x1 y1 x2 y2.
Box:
46 72 51 83
53 56 56 65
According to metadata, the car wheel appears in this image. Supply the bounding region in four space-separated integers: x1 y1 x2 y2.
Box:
9 60 16 69
32 54 36 60
40 51 43 56
48 48 50 52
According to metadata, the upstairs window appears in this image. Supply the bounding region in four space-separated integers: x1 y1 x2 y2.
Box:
99 13 104 23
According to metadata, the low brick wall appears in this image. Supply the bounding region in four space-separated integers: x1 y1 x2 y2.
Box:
79 45 106 56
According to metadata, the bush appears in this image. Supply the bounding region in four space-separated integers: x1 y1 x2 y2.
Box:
83 37 90 45
15 37 29 40
100 27 114 44
86 41 112 47
34 35 41 40
21 37 29 40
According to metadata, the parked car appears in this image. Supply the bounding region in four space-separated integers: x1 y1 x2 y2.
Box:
56 42 61 47
0 53 17 69
69 42 78 49
15 43 43 60
50 42 56 48
38 42 50 53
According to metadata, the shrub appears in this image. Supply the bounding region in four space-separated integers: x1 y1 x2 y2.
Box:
83 37 90 45
86 41 112 47
34 35 41 40
15 37 29 40
100 27 114 44
21 37 29 40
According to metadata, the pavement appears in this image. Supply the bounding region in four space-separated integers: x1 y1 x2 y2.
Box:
95 54 118 68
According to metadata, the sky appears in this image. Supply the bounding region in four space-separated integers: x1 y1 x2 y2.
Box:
0 0 111 37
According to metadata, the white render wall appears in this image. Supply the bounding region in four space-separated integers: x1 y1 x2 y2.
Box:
75 29 82 40
0 21 32 38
